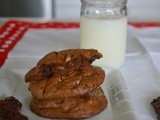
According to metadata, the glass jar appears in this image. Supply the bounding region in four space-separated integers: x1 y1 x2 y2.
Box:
80 0 127 69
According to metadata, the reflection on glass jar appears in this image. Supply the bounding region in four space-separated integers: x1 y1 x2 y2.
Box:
80 0 127 69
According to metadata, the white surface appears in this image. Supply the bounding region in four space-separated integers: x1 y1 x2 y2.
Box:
0 25 160 120
0 67 139 120
80 16 127 68
42 0 53 19
127 0 160 22
54 0 81 19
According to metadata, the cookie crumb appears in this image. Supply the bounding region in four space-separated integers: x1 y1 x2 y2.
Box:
151 96 160 120
0 96 28 120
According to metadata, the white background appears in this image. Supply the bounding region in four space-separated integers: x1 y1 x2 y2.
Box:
54 0 160 22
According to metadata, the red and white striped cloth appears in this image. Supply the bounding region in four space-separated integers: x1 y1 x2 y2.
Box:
0 20 80 66
0 19 160 66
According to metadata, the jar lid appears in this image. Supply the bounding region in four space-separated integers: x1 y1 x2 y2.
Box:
81 0 127 4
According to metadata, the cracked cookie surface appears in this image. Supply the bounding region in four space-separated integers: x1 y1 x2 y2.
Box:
28 65 105 99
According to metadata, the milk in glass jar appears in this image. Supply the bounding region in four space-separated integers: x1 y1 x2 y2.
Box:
80 0 127 69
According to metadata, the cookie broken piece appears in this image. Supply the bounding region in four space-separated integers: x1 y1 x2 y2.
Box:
25 49 103 82
0 96 28 120
37 49 103 66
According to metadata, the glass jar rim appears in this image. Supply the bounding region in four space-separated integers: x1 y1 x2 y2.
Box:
81 0 127 4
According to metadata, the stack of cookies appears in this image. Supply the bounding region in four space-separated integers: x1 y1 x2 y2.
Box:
25 49 108 119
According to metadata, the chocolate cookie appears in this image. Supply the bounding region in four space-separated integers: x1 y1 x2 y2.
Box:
37 49 102 66
25 49 102 82
28 65 105 100
30 87 108 119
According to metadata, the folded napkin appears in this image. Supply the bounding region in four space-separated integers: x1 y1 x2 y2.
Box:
123 26 160 120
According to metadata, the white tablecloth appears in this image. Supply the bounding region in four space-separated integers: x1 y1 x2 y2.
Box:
1 25 160 120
